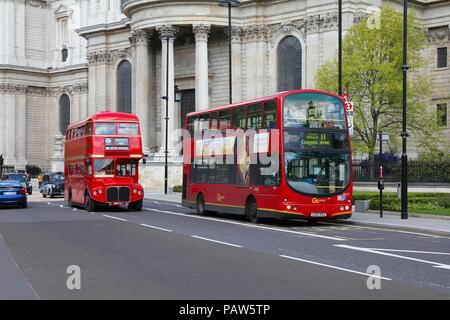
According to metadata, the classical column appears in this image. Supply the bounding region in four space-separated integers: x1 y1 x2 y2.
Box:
157 25 176 154
193 24 210 111
15 86 27 167
231 26 242 103
5 91 16 164
131 29 152 153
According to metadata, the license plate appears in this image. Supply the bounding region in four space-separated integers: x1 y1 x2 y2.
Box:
3 192 17 195
311 212 327 217
111 202 126 206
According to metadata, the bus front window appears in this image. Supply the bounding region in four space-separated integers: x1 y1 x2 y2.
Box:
283 92 346 129
116 160 137 177
285 151 350 196
118 123 138 135
94 159 114 176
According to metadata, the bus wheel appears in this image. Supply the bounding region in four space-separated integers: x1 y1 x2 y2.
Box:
196 193 207 216
245 197 259 223
68 190 73 207
85 192 96 212
128 199 143 212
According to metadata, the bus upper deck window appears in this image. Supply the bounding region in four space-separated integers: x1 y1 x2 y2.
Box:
86 123 93 136
118 123 138 135
94 123 116 135
211 112 218 129
264 100 278 129
187 117 196 137
232 106 246 129
247 103 263 130
199 114 210 132
219 110 231 129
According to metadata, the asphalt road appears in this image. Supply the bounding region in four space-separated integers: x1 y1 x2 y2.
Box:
0 193 449 299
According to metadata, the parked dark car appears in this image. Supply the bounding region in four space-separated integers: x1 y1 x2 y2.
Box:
2 172 32 195
0 180 27 208
41 172 65 198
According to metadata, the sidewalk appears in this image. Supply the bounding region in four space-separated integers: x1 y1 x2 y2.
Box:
144 191 450 235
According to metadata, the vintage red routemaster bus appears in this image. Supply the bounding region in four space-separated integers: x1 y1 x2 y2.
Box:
64 112 144 212
182 89 353 222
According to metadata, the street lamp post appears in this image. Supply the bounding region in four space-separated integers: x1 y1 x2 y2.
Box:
219 0 240 104
160 33 176 195
338 0 343 96
401 0 409 219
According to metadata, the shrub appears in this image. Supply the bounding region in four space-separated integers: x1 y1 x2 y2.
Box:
173 185 183 193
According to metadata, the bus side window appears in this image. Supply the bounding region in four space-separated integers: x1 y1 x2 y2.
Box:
86 123 92 136
86 159 92 176
187 116 196 137
232 106 246 129
211 112 218 130
219 110 231 129
247 103 263 130
264 100 277 129
199 113 210 132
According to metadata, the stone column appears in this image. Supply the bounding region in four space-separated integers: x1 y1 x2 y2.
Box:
231 26 242 103
5 91 16 164
193 24 210 111
157 25 177 155
15 86 27 167
131 29 152 153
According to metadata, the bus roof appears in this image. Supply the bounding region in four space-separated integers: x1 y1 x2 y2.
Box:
67 111 139 130
186 89 343 118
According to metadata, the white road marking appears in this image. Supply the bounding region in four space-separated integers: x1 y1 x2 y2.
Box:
191 235 242 248
321 221 448 239
144 208 346 242
366 248 450 256
139 224 172 232
335 244 450 270
280 254 392 280
103 215 127 222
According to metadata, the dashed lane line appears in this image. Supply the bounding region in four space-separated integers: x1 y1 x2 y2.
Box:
143 207 347 242
139 224 172 233
102 215 127 222
280 254 392 281
191 235 242 248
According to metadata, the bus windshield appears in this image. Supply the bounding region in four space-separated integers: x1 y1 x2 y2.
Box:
283 92 346 129
284 151 350 195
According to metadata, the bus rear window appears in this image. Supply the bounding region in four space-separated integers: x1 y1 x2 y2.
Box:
118 123 138 135
95 123 115 135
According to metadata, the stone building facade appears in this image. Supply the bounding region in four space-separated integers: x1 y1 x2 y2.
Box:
0 0 449 187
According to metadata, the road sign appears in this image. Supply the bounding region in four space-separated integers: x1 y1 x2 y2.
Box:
377 133 389 141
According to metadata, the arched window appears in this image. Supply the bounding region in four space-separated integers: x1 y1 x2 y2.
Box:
59 94 70 134
277 36 302 92
117 60 132 114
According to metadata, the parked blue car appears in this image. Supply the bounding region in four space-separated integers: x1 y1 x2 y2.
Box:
0 180 27 208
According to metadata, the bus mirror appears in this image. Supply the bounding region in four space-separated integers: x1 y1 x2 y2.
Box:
142 158 147 165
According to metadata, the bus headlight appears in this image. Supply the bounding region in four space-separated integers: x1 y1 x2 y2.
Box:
286 205 292 210
98 189 102 194
93 191 97 196
345 205 350 210
138 191 142 195
340 206 344 211
133 189 137 194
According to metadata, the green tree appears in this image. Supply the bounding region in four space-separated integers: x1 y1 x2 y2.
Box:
316 6 442 162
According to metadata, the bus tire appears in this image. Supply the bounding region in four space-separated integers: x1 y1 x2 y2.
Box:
42 193 46 198
129 199 143 212
245 197 260 223
196 193 208 216
68 190 73 207
85 192 96 212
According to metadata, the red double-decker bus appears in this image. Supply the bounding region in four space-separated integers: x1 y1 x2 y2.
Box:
64 112 144 212
182 89 353 222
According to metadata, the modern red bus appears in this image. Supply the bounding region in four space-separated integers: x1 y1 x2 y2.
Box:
64 112 144 212
182 89 352 222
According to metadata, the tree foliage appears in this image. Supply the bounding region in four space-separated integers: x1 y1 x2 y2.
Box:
315 6 442 158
